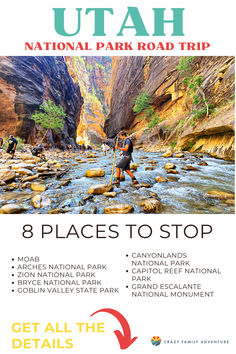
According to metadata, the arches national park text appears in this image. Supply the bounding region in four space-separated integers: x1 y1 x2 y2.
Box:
21 224 213 239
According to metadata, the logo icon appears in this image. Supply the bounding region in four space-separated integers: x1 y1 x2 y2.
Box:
151 336 161 346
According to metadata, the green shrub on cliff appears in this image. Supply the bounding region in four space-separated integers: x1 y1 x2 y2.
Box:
133 91 151 115
176 57 213 126
147 114 162 130
31 100 65 143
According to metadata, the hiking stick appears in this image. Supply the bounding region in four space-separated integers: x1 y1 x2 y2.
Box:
109 137 119 185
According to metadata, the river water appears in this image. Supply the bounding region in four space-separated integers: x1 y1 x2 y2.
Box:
0 150 235 214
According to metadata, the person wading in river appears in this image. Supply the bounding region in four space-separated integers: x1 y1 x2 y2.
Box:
6 135 17 159
113 131 138 186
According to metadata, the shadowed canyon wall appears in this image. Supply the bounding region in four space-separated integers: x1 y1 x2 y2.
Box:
0 56 83 147
105 56 235 160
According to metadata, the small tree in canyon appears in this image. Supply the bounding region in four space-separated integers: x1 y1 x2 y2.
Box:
176 57 214 126
31 100 66 143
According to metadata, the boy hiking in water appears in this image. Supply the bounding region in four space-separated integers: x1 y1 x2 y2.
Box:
113 131 138 186
7 135 17 159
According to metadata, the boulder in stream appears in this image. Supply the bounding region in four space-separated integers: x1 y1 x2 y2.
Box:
31 182 47 192
155 176 168 183
86 168 105 177
130 163 139 171
166 169 178 174
115 172 125 181
88 184 113 195
133 182 152 188
182 165 199 171
174 152 184 158
31 195 51 208
162 150 173 158
0 204 26 214
165 163 176 170
0 170 16 183
198 161 208 166
141 198 163 213
204 190 235 200
103 191 117 197
104 204 134 214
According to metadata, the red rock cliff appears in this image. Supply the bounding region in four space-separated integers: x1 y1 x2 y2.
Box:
0 56 83 147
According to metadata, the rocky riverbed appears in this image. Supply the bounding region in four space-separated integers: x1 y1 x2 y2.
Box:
0 147 234 214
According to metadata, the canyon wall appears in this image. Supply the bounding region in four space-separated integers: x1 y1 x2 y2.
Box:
0 56 83 147
66 56 112 145
105 56 235 160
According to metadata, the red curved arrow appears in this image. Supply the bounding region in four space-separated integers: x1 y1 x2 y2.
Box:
90 308 137 349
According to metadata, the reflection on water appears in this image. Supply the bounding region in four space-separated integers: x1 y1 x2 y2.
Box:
0 150 235 214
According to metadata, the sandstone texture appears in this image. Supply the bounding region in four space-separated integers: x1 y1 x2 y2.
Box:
0 57 83 147
105 56 235 160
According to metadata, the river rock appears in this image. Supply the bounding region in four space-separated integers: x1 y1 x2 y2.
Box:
174 152 184 158
86 168 105 177
141 198 163 213
165 163 176 170
9 182 18 189
166 169 178 174
104 204 134 214
22 182 31 189
60 179 71 187
31 182 47 192
103 191 117 197
145 166 153 171
225 200 234 205
31 195 51 208
133 182 152 188
25 160 37 165
114 172 125 181
198 161 208 166
0 170 16 183
79 206 97 214
149 192 158 197
21 174 39 182
88 184 113 195
37 165 50 172
0 204 26 214
47 208 69 214
162 150 173 158
17 168 33 176
167 176 179 182
155 176 168 183
0 180 6 186
182 165 199 171
11 163 29 170
148 160 157 164
21 154 34 161
130 163 139 171
204 190 235 200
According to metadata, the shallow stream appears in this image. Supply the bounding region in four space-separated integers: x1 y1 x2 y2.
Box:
0 150 234 214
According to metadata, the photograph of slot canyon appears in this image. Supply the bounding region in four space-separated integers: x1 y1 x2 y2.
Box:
0 56 234 214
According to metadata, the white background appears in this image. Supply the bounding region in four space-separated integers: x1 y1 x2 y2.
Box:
0 0 235 55
0 0 235 353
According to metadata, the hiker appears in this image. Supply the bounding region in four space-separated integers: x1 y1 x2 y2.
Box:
113 131 138 186
0 137 3 157
67 144 72 153
32 144 45 159
102 142 108 156
6 135 17 159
